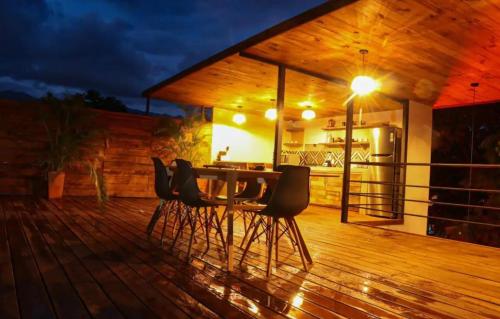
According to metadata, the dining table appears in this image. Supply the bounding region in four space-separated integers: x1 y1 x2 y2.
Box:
194 167 281 272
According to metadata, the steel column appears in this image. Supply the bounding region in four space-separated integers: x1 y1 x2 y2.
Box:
273 65 286 170
341 99 354 223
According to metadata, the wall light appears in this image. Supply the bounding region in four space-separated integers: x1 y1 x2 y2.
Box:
232 106 246 125
265 108 277 120
301 106 316 120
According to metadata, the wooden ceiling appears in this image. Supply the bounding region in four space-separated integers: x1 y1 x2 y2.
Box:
145 0 500 116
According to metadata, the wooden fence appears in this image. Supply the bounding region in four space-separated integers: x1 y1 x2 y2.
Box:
0 100 210 197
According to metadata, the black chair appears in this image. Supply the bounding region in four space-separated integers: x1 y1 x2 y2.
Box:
147 157 181 246
171 159 226 261
240 165 313 277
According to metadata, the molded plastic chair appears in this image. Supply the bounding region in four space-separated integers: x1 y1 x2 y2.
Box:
240 165 313 277
147 157 180 245
171 159 226 261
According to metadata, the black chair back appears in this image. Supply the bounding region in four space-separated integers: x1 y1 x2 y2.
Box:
175 159 204 206
236 178 263 200
151 157 173 200
264 165 310 218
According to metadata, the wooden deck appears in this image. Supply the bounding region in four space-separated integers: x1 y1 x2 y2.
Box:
1 197 499 319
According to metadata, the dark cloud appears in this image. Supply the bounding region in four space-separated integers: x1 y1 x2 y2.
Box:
0 0 324 107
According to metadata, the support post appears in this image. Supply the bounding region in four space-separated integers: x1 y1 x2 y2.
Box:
341 99 354 223
145 96 151 115
399 99 410 217
273 65 286 170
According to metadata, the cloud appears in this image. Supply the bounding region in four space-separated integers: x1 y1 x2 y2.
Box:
0 0 324 106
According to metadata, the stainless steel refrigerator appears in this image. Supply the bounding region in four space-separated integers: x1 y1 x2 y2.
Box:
367 126 402 218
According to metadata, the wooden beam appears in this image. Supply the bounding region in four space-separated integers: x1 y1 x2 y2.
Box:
240 51 348 87
273 65 286 170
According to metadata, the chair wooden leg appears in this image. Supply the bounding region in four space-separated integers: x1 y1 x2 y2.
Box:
291 218 312 263
275 218 279 266
239 212 256 248
171 206 189 251
240 218 262 267
171 201 181 236
266 218 277 278
203 207 211 255
146 200 164 238
288 218 309 272
160 201 173 247
186 207 200 263
213 208 227 256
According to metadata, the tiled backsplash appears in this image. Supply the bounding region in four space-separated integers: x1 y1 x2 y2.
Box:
281 150 370 167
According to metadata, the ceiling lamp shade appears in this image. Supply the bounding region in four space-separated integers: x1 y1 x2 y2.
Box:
351 75 379 96
301 107 316 120
232 106 246 124
265 108 277 120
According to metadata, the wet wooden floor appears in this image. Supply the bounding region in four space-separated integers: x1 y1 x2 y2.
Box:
1 197 499 319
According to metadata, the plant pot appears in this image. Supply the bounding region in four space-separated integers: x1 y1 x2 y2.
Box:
48 171 65 199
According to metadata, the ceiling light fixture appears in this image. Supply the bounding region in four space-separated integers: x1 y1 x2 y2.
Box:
232 106 246 125
351 49 379 96
301 105 316 120
265 108 277 120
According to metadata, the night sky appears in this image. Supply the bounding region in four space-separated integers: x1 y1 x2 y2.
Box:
0 0 324 113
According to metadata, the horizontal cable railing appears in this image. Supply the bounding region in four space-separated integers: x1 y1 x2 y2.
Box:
347 162 500 228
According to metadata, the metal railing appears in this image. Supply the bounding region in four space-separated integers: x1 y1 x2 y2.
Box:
345 162 500 229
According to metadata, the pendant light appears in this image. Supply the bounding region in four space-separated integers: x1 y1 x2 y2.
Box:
301 105 316 120
265 108 277 120
232 106 246 125
351 49 379 96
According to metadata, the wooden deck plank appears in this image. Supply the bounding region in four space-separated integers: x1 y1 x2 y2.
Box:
98 197 404 319
91 198 470 319
30 200 161 319
23 199 126 319
1 196 499 319
60 198 292 319
0 201 20 319
3 200 57 319
117 197 500 319
70 198 355 319
12 200 91 319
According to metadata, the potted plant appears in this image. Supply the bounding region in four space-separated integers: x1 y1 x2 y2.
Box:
40 93 98 199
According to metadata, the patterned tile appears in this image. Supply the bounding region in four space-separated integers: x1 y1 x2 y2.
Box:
282 150 370 167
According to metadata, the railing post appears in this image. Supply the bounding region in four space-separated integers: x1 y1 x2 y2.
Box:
341 99 354 223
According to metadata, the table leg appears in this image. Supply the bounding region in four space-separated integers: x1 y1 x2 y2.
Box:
226 172 237 272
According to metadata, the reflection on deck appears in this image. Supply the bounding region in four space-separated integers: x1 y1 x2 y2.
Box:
1 197 499 318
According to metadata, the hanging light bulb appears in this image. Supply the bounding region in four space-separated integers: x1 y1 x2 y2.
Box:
351 75 379 96
301 106 315 120
351 49 379 96
232 106 246 125
265 108 277 120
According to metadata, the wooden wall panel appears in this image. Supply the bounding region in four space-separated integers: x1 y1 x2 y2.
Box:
0 100 200 198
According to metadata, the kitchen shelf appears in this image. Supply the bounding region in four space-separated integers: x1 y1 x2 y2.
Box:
319 142 370 147
285 127 305 132
321 123 391 131
283 142 303 147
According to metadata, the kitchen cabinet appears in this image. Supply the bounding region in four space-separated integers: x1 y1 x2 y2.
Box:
310 172 362 210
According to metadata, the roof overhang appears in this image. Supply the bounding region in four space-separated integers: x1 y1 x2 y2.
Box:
144 0 500 117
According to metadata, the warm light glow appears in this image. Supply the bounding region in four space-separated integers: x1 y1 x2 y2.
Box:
301 109 316 120
351 75 379 96
292 294 304 307
298 100 314 107
265 108 277 120
232 113 246 125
